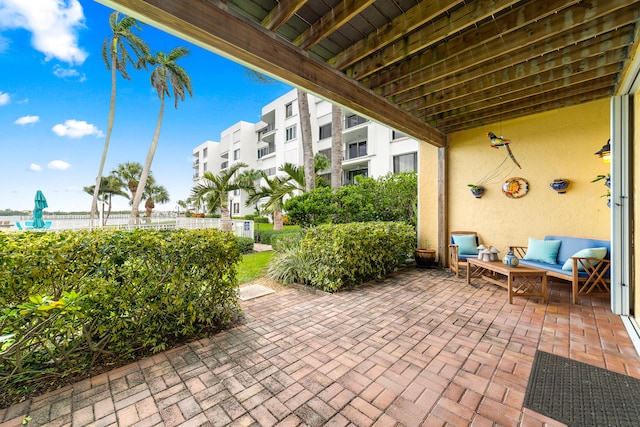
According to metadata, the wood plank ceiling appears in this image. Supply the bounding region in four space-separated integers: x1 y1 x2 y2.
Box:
99 0 640 145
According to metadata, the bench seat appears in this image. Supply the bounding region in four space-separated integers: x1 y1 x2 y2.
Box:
510 235 610 304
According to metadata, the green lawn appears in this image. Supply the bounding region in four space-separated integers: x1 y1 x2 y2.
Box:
237 251 274 284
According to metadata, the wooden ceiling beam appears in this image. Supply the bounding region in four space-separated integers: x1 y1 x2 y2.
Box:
96 0 445 147
328 0 466 69
390 29 634 106
430 77 616 131
261 0 308 31
349 0 583 80
439 86 614 133
368 4 638 97
410 48 627 117
416 61 622 121
294 0 376 50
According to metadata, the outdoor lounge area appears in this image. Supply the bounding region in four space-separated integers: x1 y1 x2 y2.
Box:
1 268 639 426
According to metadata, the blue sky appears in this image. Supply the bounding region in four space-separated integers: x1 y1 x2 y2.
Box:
0 0 291 212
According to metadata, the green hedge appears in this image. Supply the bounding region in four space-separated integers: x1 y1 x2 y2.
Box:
235 236 255 253
255 228 301 245
0 229 241 401
297 222 414 292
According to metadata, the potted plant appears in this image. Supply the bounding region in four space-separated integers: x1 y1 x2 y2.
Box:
468 184 485 198
591 173 611 207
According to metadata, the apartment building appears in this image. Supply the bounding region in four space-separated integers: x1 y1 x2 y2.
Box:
192 89 419 217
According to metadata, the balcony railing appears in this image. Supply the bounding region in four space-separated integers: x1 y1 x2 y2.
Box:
192 159 200 168
258 146 276 159
345 114 367 129
193 172 199 180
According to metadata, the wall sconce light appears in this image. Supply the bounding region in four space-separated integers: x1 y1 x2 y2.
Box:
595 139 611 163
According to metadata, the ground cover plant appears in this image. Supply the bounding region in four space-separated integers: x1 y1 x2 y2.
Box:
268 221 414 291
0 228 241 408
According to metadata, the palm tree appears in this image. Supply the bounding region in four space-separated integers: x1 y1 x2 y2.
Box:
192 163 247 231
143 183 170 221
84 175 129 225
112 162 145 204
130 47 193 225
331 105 344 189
280 154 332 191
246 171 298 231
91 12 149 227
297 89 315 191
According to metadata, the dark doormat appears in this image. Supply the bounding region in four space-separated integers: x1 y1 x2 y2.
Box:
523 350 640 427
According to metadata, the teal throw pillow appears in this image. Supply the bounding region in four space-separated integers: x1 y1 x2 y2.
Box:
453 234 478 255
523 238 561 264
561 247 608 271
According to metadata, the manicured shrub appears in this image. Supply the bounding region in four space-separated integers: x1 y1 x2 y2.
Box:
0 229 241 404
284 172 417 228
255 228 301 245
235 236 255 253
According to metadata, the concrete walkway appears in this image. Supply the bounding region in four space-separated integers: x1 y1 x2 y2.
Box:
1 268 639 426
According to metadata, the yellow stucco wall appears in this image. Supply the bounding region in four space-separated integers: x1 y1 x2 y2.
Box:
418 143 440 251
439 99 611 257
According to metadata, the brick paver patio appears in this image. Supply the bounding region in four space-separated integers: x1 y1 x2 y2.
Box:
1 268 639 426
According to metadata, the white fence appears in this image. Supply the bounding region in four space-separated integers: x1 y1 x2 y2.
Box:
10 215 254 239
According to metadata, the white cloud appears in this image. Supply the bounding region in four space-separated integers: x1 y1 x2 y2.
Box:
48 160 71 170
14 115 40 125
52 64 85 81
0 92 9 106
52 119 103 138
0 0 87 65
0 35 9 53
29 163 42 171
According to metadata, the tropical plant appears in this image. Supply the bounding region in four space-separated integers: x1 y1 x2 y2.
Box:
91 12 149 226
143 183 170 220
245 171 298 231
130 47 193 224
112 162 145 203
192 163 248 231
84 175 129 225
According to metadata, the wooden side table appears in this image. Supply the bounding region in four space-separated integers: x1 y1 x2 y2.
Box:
467 258 547 304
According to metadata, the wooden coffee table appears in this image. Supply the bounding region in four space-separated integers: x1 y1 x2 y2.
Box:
466 258 547 304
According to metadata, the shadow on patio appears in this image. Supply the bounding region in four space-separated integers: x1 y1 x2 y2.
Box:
1 267 639 426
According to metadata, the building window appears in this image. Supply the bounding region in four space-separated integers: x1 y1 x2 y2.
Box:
233 189 240 196
203 162 208 172
286 125 297 141
264 167 276 176
392 130 407 140
233 130 240 143
203 147 208 157
233 148 240 160
345 114 367 129
393 152 417 173
233 203 240 214
221 161 228 169
285 102 293 118
347 168 368 184
347 141 367 159
318 148 331 160
319 123 332 140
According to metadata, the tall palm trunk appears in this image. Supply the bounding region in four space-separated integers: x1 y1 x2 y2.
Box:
297 89 315 191
220 203 233 231
91 49 118 227
129 95 164 224
331 105 343 189
273 210 283 231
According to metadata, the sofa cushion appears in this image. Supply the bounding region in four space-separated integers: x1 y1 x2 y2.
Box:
544 236 611 264
523 238 561 264
452 234 479 255
561 247 608 271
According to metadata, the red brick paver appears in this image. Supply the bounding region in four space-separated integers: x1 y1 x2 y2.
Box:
2 268 639 426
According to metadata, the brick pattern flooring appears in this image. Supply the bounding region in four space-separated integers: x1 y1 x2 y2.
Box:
1 268 639 426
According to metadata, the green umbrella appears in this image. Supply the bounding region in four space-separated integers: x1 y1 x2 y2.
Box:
32 190 48 229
